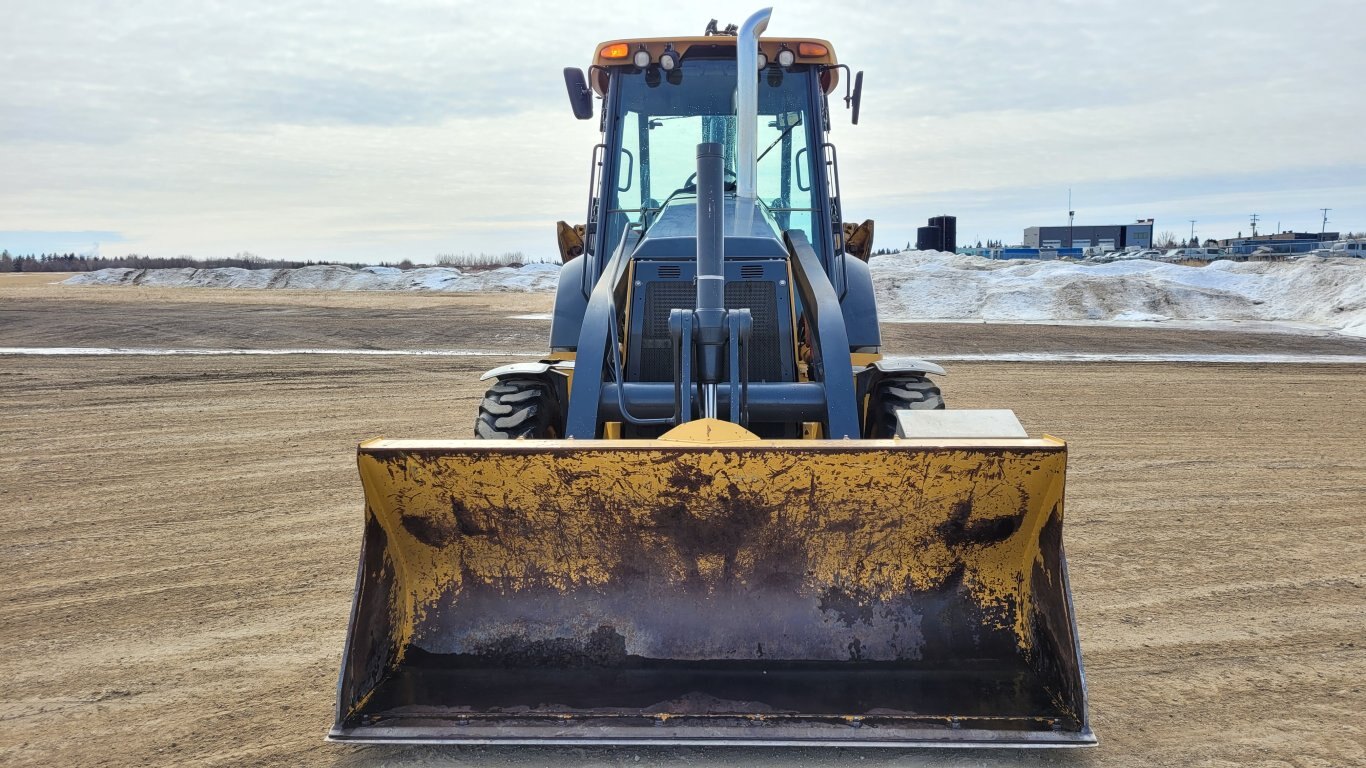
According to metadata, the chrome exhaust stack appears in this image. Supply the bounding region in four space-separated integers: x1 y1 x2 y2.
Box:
735 7 771 203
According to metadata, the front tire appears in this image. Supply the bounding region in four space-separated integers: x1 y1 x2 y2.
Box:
865 374 945 439
474 377 560 439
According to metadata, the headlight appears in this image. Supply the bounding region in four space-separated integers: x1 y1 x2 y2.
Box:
659 45 679 71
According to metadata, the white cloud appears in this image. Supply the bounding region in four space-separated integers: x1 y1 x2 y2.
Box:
1 0 1363 258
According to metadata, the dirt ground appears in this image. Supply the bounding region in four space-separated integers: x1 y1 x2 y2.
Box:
1 276 1363 767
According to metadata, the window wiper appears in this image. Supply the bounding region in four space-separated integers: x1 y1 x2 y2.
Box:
757 116 802 164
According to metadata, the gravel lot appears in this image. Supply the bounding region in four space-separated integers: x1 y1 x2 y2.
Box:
1 276 1362 767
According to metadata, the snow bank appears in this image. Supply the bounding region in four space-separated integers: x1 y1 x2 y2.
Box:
871 251 1366 337
63 263 562 293
62 253 1366 337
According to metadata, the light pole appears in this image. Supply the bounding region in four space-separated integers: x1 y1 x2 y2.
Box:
1068 189 1074 250
1189 220 1197 247
1321 208 1331 241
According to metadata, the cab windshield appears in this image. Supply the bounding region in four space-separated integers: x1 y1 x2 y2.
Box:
604 59 822 256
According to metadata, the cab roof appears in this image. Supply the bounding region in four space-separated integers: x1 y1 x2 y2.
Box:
589 36 840 95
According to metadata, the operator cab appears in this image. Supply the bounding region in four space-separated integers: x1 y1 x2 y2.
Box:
597 55 829 263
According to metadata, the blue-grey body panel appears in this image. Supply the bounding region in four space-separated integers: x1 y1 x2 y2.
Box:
784 230 861 438
634 198 789 260
564 239 635 437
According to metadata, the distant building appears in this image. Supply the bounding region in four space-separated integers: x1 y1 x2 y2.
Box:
1217 231 1338 247
1218 231 1339 256
1023 219 1154 250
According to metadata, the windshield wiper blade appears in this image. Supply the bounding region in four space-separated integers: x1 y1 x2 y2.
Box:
757 117 802 164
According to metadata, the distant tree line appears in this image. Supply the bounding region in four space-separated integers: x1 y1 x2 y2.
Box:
0 250 343 273
0 249 555 273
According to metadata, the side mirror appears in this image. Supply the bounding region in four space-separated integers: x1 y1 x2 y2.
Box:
563 67 593 120
851 70 863 125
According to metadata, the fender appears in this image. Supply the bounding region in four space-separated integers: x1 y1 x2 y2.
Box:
548 257 589 351
478 362 573 382
873 358 947 377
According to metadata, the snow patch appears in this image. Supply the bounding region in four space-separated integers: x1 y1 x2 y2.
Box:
63 263 562 293
871 251 1366 337
60 253 1366 337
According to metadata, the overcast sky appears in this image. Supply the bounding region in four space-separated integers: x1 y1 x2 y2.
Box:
3 0 1364 261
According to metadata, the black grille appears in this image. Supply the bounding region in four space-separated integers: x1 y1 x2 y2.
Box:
640 282 694 382
725 281 782 381
639 281 784 382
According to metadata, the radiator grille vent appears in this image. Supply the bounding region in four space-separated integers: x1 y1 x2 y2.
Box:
639 281 783 382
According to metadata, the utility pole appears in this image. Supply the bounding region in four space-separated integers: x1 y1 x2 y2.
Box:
1189 219 1197 246
1321 208 1331 240
1250 213 1260 238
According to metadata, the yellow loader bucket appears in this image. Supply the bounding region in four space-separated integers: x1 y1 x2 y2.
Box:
330 433 1093 746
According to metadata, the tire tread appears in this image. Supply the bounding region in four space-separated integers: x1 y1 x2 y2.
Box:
474 377 560 439
865 374 945 439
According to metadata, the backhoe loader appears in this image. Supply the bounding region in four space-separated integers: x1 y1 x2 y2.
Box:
331 9 1093 747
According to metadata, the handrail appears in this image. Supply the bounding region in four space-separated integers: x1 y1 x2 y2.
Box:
581 142 606 299
822 141 848 297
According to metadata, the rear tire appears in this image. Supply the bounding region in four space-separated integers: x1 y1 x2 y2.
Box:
865 374 945 439
475 377 560 439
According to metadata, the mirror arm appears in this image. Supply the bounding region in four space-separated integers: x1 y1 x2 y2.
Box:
823 64 863 126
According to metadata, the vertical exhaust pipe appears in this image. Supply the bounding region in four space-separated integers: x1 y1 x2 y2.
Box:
735 7 772 202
